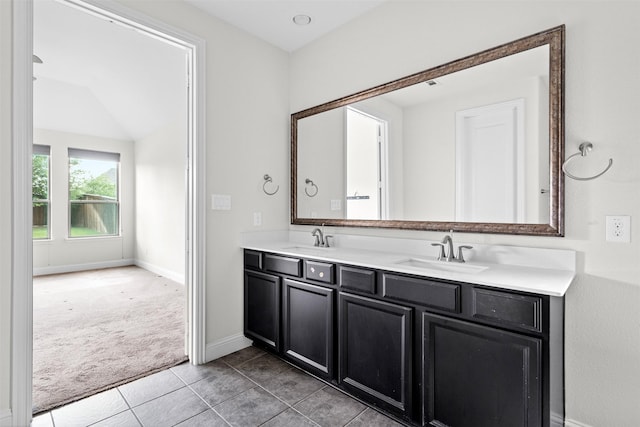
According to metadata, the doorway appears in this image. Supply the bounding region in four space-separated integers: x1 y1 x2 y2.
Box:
31 0 189 413
455 99 525 223
345 107 388 220
10 1 206 424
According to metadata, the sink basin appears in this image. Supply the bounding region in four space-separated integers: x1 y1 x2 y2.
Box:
394 258 488 274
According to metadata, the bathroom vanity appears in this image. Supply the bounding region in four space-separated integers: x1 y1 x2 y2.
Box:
242 235 573 427
245 25 571 426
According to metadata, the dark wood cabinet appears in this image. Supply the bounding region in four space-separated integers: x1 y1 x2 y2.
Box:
422 313 542 427
339 292 413 418
282 279 335 379
244 270 280 352
243 249 563 427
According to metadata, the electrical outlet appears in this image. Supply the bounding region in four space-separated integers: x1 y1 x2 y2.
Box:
606 215 631 242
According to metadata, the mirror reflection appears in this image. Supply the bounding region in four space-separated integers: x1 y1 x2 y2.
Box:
292 26 564 236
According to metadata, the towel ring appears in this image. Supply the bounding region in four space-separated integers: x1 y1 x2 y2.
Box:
305 178 318 197
562 142 613 181
262 174 279 196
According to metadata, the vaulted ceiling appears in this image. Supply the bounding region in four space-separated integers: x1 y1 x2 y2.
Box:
33 0 386 142
34 0 187 142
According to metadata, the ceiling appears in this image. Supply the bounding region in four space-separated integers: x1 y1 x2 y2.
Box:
183 0 386 52
33 0 386 141
34 0 187 142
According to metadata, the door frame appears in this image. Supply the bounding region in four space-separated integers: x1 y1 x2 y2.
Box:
11 1 207 424
344 106 389 220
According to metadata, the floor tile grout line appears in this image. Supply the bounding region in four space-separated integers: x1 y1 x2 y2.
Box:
222 358 328 427
168 359 248 423
343 406 369 426
115 387 144 427
167 408 220 427
57 388 133 427
224 349 384 427
182 380 236 426
171 352 305 426
125 383 192 411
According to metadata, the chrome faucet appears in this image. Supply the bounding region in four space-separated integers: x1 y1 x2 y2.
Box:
441 235 455 262
311 228 324 247
431 232 472 263
311 225 333 247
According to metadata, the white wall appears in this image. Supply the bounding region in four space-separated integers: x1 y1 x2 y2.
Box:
134 120 186 283
290 2 640 426
0 0 12 421
296 108 344 219
32 129 135 275
116 0 291 352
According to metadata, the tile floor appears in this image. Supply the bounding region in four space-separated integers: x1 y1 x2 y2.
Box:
32 346 405 427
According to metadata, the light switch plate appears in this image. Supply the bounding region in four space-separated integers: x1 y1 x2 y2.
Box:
331 199 342 211
212 194 231 210
253 212 262 226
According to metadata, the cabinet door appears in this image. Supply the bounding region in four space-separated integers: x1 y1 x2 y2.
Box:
423 313 541 427
283 279 334 379
244 270 280 352
339 292 413 417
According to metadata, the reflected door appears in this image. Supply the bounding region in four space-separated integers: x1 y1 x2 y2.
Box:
455 99 525 223
345 108 387 220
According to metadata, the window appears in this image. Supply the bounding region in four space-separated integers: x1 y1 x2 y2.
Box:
68 148 120 238
32 144 51 239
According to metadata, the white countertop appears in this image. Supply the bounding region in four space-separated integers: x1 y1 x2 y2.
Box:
241 231 576 297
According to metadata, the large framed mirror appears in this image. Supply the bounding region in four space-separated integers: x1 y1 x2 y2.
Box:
292 26 564 236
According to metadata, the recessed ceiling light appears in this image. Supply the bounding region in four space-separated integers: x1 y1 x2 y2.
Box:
293 14 311 26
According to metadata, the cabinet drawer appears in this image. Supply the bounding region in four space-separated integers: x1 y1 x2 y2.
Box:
382 274 460 313
244 250 262 270
471 288 542 333
338 266 376 294
264 254 302 277
305 260 334 284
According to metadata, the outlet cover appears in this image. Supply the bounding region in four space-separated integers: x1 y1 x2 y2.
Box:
606 215 631 242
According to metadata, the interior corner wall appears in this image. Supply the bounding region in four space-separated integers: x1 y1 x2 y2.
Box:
32 128 135 275
0 0 13 419
116 0 291 352
134 120 186 284
290 2 640 426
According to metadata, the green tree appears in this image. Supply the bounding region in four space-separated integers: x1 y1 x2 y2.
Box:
69 159 117 200
84 174 117 198
32 154 49 200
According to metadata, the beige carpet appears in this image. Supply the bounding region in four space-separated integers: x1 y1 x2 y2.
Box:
33 266 187 414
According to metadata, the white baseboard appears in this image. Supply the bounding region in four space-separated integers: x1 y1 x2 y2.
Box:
205 333 252 363
0 409 12 427
33 258 135 276
134 259 185 285
565 419 593 427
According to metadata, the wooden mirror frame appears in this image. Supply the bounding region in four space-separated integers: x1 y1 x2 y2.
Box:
291 26 564 236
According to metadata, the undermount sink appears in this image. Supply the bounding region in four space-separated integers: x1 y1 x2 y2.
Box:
394 257 488 274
